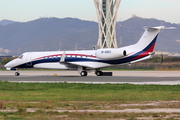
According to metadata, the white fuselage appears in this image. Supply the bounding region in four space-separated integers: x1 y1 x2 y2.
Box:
4 46 150 70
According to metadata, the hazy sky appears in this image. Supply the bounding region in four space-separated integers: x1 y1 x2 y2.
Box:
0 0 179 23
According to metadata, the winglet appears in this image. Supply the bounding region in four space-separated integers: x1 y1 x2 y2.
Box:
60 51 66 63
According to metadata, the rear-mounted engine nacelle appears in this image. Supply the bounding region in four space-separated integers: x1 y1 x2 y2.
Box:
96 48 126 60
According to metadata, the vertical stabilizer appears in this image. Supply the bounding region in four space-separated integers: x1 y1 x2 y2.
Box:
134 26 165 52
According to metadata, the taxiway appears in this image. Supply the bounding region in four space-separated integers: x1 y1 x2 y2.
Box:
0 71 180 85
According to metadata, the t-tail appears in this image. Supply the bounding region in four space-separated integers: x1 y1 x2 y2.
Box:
134 26 165 52
133 26 175 52
126 26 175 63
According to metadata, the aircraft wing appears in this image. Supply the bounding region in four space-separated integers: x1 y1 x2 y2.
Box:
59 51 102 69
59 51 111 69
63 62 94 68
60 61 110 69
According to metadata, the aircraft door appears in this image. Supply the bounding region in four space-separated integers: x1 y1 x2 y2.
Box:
26 52 33 67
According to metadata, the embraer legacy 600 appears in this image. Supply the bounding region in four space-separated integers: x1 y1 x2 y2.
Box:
4 26 172 76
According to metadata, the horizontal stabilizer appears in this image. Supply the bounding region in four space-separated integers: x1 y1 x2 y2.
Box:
143 26 176 30
163 27 176 30
130 55 152 64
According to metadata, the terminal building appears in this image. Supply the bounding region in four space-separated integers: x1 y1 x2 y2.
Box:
94 0 121 48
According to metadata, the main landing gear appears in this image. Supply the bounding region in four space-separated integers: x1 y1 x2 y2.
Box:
78 67 103 77
95 70 103 76
80 70 103 76
80 71 88 76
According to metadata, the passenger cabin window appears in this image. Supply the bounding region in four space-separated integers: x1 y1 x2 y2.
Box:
18 55 23 59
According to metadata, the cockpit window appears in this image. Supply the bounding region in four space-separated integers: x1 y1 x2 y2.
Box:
18 55 23 59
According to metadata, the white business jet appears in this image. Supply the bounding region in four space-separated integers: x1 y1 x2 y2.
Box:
4 26 170 76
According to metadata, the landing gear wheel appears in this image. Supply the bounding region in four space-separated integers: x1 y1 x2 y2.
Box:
95 71 103 76
15 72 20 76
80 71 88 76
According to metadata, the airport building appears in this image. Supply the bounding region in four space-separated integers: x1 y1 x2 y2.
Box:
94 0 121 48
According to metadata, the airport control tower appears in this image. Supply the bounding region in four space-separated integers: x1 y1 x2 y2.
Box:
94 0 121 48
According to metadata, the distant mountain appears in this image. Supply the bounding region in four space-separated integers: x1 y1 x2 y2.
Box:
0 17 179 55
0 17 98 55
0 20 16 26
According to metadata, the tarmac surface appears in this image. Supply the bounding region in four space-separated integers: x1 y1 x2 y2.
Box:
0 71 180 85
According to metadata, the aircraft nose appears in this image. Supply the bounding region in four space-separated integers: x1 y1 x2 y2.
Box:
4 59 17 68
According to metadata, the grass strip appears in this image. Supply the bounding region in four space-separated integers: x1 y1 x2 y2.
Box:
0 81 180 119
0 81 180 102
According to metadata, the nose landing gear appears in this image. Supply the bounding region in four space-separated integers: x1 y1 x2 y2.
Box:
15 69 20 76
15 72 20 76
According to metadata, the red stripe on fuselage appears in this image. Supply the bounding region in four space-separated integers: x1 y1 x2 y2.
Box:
65 54 96 58
32 53 96 61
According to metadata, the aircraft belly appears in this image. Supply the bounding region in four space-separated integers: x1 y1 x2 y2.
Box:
33 63 69 70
